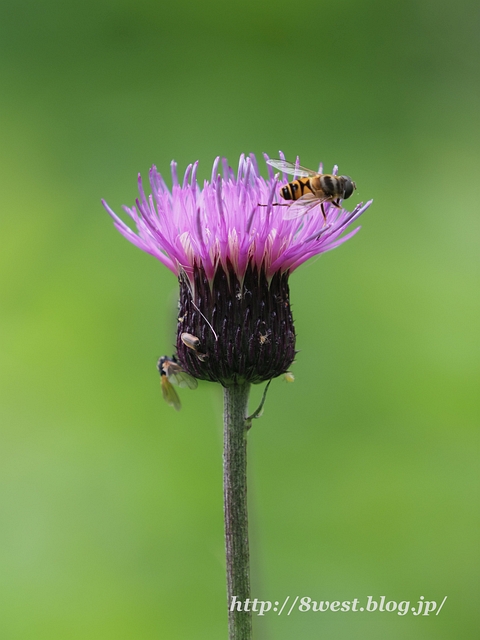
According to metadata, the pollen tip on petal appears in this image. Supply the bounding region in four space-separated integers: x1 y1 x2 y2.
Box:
221 157 230 180
243 156 252 185
183 163 193 188
170 160 178 186
211 156 221 182
355 199 374 216
237 153 245 181
249 152 260 177
191 160 199 186
102 199 124 222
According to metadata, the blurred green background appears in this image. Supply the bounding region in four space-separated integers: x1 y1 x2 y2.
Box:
0 0 478 638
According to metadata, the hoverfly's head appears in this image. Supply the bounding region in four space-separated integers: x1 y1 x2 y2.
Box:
341 176 356 200
157 354 177 376
157 356 167 376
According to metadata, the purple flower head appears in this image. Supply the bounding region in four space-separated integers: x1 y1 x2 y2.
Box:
103 153 372 386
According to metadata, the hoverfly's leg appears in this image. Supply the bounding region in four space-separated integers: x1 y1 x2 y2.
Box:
258 203 288 207
332 199 341 208
320 202 327 224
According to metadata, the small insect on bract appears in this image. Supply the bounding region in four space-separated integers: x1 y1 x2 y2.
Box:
258 329 272 345
266 158 356 222
157 355 198 411
181 332 201 350
180 332 208 361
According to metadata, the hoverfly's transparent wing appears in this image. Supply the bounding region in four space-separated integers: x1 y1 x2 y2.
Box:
172 371 198 389
166 363 199 390
283 193 329 220
161 376 182 411
266 159 318 178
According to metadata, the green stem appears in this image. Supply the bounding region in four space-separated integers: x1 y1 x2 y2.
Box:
223 383 252 640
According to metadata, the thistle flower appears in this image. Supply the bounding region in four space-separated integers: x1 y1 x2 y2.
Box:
102 153 371 387
103 152 372 640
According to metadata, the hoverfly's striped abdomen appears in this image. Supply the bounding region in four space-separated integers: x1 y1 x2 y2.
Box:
281 178 315 201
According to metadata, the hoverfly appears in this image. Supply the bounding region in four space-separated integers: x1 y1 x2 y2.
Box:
266 158 356 222
157 355 198 411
